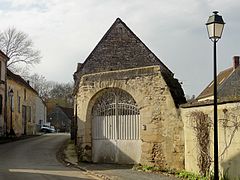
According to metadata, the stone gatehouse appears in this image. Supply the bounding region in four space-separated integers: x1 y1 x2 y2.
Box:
73 18 186 170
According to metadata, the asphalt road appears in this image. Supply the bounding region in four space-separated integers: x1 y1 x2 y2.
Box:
0 133 96 180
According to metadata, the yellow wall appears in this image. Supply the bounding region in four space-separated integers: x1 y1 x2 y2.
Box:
7 79 37 136
0 54 7 135
181 103 240 179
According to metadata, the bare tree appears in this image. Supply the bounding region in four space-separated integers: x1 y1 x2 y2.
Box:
49 82 73 106
27 73 55 100
0 27 41 71
27 73 73 106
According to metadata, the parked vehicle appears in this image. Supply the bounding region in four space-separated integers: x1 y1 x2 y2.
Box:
40 125 55 133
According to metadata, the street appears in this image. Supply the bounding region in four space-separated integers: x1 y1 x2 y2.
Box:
0 134 97 180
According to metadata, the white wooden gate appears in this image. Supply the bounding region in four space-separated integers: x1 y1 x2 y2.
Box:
92 89 141 164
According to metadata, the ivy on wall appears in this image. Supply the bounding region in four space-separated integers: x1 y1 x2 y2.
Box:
190 111 212 176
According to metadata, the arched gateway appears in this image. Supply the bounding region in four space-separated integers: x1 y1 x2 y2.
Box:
91 88 141 164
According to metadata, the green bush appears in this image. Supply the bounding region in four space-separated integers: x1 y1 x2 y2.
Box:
176 170 208 180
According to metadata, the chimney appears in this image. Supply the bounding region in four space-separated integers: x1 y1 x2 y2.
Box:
233 56 240 69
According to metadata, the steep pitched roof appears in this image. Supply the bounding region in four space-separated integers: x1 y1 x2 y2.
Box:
197 65 240 102
7 69 38 95
76 18 172 76
197 67 233 100
217 67 240 100
74 18 186 106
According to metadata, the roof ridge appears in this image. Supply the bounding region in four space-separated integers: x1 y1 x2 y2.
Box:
7 69 38 95
78 18 172 75
116 17 123 23
197 66 235 100
78 18 124 73
218 66 233 74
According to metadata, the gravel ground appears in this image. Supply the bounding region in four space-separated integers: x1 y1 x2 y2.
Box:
61 140 179 180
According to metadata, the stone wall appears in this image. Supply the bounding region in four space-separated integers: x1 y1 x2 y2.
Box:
181 101 240 179
75 65 184 170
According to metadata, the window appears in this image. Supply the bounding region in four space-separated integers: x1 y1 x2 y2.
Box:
27 106 31 122
22 105 27 135
18 96 21 113
0 95 2 115
24 89 26 100
11 94 14 112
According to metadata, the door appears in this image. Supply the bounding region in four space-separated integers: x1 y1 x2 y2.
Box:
22 105 27 135
92 89 141 164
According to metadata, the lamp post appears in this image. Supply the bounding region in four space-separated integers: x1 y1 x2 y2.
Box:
9 89 15 136
206 11 225 179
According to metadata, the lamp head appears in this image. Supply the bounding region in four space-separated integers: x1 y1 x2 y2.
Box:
206 11 225 41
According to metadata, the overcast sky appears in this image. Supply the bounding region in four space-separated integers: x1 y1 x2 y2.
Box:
0 0 239 97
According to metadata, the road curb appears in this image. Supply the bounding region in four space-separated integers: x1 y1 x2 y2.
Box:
58 139 112 180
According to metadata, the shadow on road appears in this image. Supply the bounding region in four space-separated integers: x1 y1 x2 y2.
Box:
79 162 133 171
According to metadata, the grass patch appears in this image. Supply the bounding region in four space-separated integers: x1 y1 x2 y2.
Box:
133 165 214 179
133 164 176 175
176 170 208 180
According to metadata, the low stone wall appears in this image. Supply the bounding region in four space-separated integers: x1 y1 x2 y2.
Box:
181 101 240 179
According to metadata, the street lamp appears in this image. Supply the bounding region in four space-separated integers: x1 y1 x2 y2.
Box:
206 11 225 180
9 89 15 136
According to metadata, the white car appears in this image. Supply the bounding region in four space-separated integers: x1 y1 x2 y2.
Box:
40 125 56 133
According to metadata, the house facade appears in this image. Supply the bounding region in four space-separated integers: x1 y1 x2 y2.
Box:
35 96 47 129
7 69 46 136
73 18 186 169
0 51 8 136
48 105 73 132
181 56 240 179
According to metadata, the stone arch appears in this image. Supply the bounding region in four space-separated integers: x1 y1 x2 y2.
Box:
86 87 141 164
86 87 140 127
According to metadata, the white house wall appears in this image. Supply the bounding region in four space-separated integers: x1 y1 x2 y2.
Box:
35 96 46 127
